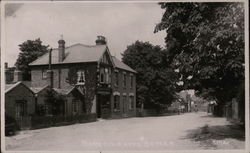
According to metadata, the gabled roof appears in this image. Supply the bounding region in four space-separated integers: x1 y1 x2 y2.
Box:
30 85 49 94
5 83 17 92
112 56 136 73
53 86 82 96
29 44 107 66
5 82 34 95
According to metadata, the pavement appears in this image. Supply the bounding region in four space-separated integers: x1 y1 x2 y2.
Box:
5 112 245 151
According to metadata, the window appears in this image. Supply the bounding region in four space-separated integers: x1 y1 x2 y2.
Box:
130 75 133 88
123 95 126 112
77 70 85 85
100 73 104 83
42 69 47 79
72 99 79 113
105 68 109 83
123 73 126 88
115 71 119 86
100 67 110 84
129 96 134 109
114 95 120 110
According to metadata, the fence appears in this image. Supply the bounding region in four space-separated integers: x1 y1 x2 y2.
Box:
15 113 97 130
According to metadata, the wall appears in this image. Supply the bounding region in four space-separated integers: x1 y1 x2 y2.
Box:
31 63 98 114
110 68 136 118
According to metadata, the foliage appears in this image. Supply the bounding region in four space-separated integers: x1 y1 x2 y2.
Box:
122 41 178 111
66 67 78 86
15 38 49 80
45 89 64 116
66 67 96 114
154 2 244 115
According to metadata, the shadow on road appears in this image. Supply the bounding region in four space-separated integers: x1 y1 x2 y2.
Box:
183 123 245 149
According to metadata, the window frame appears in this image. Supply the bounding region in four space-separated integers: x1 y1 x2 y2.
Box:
113 95 120 111
123 72 126 88
130 74 133 89
72 99 79 113
77 70 85 85
129 96 134 110
42 69 47 79
114 71 119 86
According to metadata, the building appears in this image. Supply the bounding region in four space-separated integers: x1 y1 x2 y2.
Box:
5 82 35 129
29 36 136 119
5 63 15 84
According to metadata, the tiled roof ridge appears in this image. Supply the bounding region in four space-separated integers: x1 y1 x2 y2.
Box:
52 43 106 50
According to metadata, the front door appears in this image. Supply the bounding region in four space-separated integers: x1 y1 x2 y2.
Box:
15 100 31 129
97 94 111 119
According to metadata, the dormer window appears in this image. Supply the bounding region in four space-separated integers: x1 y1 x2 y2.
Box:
77 70 85 85
100 67 111 84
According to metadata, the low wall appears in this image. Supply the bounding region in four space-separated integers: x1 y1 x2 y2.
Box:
136 109 157 117
136 108 186 117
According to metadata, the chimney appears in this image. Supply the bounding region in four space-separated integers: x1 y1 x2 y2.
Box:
58 38 65 62
47 49 53 88
95 36 107 45
13 69 23 82
5 62 8 69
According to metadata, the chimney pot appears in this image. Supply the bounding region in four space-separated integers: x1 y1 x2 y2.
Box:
58 39 65 62
47 49 53 88
95 36 107 45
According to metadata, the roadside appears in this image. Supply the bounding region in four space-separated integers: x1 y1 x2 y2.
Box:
5 112 245 151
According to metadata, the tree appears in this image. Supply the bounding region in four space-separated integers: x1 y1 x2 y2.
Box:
122 41 178 112
154 2 244 116
15 38 49 80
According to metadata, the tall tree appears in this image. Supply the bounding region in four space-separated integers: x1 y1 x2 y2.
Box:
15 38 49 80
155 2 244 116
122 41 178 112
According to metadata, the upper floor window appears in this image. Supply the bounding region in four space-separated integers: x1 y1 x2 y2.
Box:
130 75 133 89
115 71 119 86
77 70 85 85
100 67 111 84
123 72 126 88
42 69 47 79
105 68 109 83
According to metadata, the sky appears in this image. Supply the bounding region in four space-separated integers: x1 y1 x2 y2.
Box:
3 2 166 67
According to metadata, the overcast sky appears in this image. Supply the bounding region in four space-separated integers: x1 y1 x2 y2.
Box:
4 2 166 67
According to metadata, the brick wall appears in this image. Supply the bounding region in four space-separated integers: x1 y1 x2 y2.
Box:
110 68 136 118
31 63 98 114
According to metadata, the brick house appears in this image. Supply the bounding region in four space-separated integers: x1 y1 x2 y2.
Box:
29 36 136 119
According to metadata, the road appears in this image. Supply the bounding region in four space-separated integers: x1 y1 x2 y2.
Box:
5 112 245 151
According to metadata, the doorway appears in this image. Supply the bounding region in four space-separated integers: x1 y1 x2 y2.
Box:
97 94 111 118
